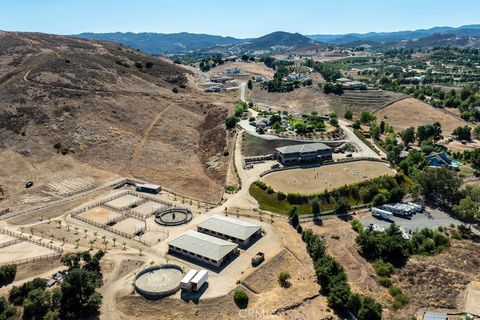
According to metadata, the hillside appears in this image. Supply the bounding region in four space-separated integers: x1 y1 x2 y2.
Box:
76 32 244 54
0 31 233 209
229 31 320 53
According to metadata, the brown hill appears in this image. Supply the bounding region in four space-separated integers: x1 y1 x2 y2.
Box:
0 31 234 209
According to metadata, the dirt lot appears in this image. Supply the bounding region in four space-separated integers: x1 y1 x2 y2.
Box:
112 217 144 235
106 195 142 209
252 86 332 115
0 241 55 264
132 201 166 218
209 61 275 79
261 161 396 195
375 98 470 136
80 207 121 224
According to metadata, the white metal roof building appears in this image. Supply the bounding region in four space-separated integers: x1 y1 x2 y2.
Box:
197 215 262 247
168 230 239 267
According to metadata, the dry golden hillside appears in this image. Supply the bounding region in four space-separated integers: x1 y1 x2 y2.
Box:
0 31 234 209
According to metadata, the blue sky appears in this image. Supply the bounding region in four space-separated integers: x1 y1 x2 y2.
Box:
1 0 479 37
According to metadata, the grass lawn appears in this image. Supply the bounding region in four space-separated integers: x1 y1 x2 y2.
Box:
249 184 312 215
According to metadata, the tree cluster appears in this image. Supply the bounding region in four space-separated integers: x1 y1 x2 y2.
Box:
302 229 382 320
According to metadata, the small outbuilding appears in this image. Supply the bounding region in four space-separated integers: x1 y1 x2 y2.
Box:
135 183 161 194
423 312 447 320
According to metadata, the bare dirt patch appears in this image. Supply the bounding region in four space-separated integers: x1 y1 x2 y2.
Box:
106 195 141 209
209 61 275 79
252 86 332 115
0 241 55 264
262 161 396 195
375 98 470 136
111 217 144 235
80 207 121 224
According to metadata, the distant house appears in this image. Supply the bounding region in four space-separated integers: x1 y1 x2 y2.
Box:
276 143 332 165
254 118 270 128
335 77 366 89
427 152 460 170
423 312 447 320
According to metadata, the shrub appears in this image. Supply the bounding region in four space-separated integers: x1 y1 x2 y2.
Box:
233 290 248 308
278 272 291 288
0 265 16 286
351 219 363 233
373 260 394 277
172 87 179 93
378 276 392 288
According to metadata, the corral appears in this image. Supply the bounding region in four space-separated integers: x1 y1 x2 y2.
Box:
134 264 184 299
105 194 142 210
375 98 469 136
261 160 396 194
0 241 56 265
154 207 193 226
79 207 121 225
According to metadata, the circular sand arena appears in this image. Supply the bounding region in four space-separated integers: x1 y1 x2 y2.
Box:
155 208 192 226
261 160 396 195
134 264 183 299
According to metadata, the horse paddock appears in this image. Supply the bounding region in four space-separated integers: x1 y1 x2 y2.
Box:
261 161 396 195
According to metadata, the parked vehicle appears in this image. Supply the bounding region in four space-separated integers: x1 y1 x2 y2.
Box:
251 252 265 267
180 269 198 291
25 181 33 188
371 207 393 221
191 269 208 292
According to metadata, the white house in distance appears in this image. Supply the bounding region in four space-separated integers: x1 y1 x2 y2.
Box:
197 215 262 248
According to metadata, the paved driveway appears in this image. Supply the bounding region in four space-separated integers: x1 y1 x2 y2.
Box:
359 207 463 233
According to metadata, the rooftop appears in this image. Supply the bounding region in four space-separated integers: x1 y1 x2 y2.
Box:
423 312 447 320
197 215 261 241
276 143 331 155
168 230 238 262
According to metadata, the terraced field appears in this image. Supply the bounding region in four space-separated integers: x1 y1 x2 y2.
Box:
326 89 407 115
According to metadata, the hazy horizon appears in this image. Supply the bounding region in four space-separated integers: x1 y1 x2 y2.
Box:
0 0 479 38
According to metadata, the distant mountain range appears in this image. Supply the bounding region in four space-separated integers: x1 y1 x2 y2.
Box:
307 24 480 44
76 24 480 55
76 32 244 54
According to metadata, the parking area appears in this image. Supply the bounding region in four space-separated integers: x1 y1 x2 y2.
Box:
359 207 463 233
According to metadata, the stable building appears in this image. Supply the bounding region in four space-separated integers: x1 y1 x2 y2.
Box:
276 143 332 165
168 230 238 268
197 215 262 247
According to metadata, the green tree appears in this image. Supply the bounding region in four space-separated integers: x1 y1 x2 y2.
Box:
344 110 353 120
225 115 239 129
311 200 320 216
400 127 415 147
233 290 248 308
22 288 51 320
412 167 462 207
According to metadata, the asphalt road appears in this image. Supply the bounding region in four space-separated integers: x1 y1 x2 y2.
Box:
360 207 463 233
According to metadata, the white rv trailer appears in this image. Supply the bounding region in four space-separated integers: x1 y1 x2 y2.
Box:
180 269 198 291
191 269 208 292
383 204 413 217
406 202 423 213
371 207 393 220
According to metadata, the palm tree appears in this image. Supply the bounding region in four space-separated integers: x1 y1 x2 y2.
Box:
74 227 79 235
122 241 126 251
20 227 24 234
84 229 88 238
40 231 45 239
112 238 117 247
50 234 55 243
57 220 62 229
66 224 71 232
0 185 4 196
74 239 80 249
224 207 228 216
30 228 34 235
139 248 143 256
102 239 108 251
89 240 94 250
61 237 66 245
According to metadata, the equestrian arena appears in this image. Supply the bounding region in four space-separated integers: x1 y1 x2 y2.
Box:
261 161 396 195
